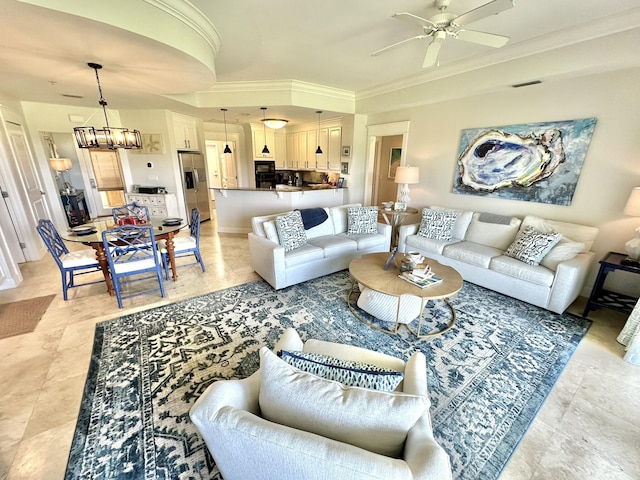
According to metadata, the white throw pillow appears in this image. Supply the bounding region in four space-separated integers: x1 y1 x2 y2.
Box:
540 238 587 271
275 211 307 252
505 226 562 266
258 347 429 458
417 208 458 240
465 213 522 250
347 206 378 235
262 220 279 243
521 215 597 253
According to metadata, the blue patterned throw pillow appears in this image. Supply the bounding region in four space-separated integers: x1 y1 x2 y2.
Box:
505 225 562 266
347 206 378 235
275 211 307 252
417 208 458 240
279 350 403 391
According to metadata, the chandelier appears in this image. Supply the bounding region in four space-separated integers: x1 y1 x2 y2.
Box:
73 63 142 150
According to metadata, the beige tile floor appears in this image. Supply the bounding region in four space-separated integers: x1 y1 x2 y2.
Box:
1 210 639 479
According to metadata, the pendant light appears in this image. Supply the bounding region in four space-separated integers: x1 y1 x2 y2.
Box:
73 63 142 150
261 107 270 156
315 110 323 155
221 108 232 154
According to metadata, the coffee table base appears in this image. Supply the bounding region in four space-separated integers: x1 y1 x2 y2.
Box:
347 281 456 338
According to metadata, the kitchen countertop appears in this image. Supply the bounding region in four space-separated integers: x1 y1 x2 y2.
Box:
210 185 343 192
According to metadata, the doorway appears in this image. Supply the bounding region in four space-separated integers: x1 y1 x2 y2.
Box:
364 122 410 207
87 149 126 217
205 140 238 209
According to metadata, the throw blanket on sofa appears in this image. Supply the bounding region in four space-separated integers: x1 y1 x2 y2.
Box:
298 208 329 230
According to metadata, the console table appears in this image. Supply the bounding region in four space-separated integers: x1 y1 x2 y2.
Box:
60 190 90 227
583 251 640 318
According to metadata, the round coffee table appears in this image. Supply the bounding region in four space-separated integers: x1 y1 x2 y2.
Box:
348 252 463 337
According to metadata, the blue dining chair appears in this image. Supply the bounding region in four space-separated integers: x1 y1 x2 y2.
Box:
112 203 150 223
159 208 205 279
102 225 165 308
36 219 104 300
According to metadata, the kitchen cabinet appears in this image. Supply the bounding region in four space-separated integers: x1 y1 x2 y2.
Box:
285 133 297 169
173 114 199 150
327 127 342 171
125 193 179 218
274 132 287 169
252 128 274 159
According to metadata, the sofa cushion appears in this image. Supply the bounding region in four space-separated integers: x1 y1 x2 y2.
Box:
464 213 522 250
329 203 362 234
279 350 404 392
276 211 307 252
443 241 503 268
521 215 598 252
303 208 335 239
307 235 357 258
430 206 473 239
337 232 387 250
406 234 460 255
259 347 429 458
417 208 458 240
540 238 587 271
348 206 379 235
284 243 325 267
505 226 563 266
489 255 555 287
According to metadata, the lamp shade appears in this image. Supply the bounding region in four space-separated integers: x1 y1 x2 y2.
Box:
394 166 419 184
624 187 640 216
49 157 72 171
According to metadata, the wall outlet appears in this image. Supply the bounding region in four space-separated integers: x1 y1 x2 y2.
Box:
147 175 159 181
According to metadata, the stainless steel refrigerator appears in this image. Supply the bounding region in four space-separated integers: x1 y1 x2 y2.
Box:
178 152 211 221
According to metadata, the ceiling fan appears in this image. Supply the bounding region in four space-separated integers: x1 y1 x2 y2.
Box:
372 0 514 68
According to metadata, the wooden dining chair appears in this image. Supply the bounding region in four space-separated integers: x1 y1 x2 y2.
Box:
36 219 104 300
159 208 205 279
101 225 165 308
111 203 150 223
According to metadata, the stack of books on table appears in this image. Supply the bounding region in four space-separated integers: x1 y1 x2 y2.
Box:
398 267 443 288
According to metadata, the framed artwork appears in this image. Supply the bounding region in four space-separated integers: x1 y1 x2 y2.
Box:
453 118 597 205
342 146 351 156
337 177 345 188
133 134 164 154
388 147 402 179
394 202 406 211
341 162 349 174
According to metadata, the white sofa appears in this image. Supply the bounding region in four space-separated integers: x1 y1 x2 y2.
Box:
398 208 599 314
190 328 452 480
249 204 391 289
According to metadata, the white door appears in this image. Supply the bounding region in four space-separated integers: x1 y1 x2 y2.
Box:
221 144 238 188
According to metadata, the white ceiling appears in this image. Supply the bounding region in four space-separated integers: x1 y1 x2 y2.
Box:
1 0 639 126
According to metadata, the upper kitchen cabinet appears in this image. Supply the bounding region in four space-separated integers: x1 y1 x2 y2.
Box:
251 124 286 166
173 113 199 151
327 127 342 171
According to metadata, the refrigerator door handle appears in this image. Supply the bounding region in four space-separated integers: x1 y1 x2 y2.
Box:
193 168 200 192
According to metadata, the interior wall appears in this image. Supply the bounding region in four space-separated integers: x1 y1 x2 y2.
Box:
365 67 640 296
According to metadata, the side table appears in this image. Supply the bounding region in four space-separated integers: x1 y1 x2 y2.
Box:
617 297 640 365
60 190 91 227
583 251 640 318
379 206 419 249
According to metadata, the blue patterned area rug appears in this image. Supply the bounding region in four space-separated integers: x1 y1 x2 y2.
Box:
65 271 591 480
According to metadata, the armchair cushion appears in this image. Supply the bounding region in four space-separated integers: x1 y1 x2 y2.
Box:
258 347 429 458
279 350 404 391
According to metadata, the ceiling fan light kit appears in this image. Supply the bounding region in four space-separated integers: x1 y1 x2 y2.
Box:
372 0 514 69
74 63 142 150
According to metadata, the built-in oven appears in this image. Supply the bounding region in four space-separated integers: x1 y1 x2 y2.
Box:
255 161 276 188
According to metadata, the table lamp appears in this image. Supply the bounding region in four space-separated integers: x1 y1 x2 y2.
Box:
49 157 74 194
394 166 419 203
623 186 640 265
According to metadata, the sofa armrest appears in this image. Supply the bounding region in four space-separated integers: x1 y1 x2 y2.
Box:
248 232 286 289
547 251 595 313
398 223 420 253
405 416 453 480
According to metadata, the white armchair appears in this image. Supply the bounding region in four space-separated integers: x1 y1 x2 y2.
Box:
189 328 451 480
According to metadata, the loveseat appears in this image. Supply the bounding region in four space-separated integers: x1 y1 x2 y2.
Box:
249 204 391 289
190 327 452 480
397 207 599 314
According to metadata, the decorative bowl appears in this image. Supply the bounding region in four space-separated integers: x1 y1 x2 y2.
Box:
381 201 394 210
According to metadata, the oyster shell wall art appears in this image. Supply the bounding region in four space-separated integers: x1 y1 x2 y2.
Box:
453 118 597 205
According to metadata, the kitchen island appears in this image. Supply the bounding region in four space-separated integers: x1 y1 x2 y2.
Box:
212 186 347 233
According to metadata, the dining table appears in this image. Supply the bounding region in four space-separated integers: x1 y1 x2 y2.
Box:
60 217 186 296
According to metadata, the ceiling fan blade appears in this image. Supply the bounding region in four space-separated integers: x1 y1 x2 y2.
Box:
392 12 436 29
371 35 429 57
452 0 514 27
423 37 444 68
455 29 509 48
